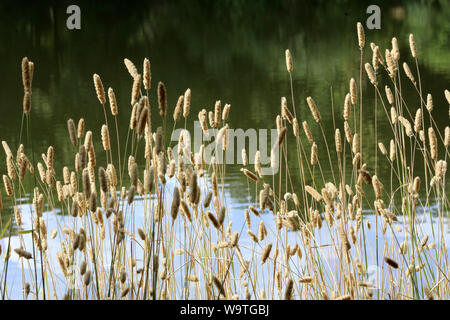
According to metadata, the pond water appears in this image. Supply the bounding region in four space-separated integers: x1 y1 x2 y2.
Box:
0 0 449 299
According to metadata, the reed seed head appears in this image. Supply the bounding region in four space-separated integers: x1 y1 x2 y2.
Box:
335 129 342 153
93 74 106 105
77 118 85 139
391 37 400 61
302 121 314 144
261 243 272 265
23 91 31 115
403 62 415 85
183 88 191 118
124 58 138 79
372 175 383 199
343 93 351 121
173 95 183 122
385 86 394 105
143 58 151 91
284 279 294 300
292 118 299 137
389 139 396 162
137 107 149 138
67 119 77 147
428 127 437 160
385 49 397 78
157 81 167 118
357 22 365 48
384 257 399 269
131 74 142 106
445 126 450 147
378 142 387 156
414 109 422 133
365 63 377 86
409 33 418 58
214 100 221 128
306 97 321 123
426 93 433 112
108 87 118 116
285 49 293 73
101 125 110 151
22 57 31 93
350 78 357 105
171 187 181 221
222 103 231 121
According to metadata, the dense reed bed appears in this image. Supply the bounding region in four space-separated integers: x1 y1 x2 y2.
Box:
0 24 449 300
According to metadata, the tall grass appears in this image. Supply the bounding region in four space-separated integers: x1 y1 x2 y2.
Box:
0 24 448 300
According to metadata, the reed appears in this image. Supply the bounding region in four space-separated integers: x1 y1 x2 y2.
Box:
0 28 448 302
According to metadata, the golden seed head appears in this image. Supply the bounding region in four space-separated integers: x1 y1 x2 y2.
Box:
426 93 433 112
445 89 450 105
157 81 167 118
137 107 149 138
302 121 313 144
23 91 31 115
131 74 142 106
293 118 299 137
222 103 231 121
93 74 106 105
143 58 151 91
390 106 397 125
357 22 365 48
385 85 394 105
365 63 377 86
306 96 321 123
285 49 293 72
214 100 221 128
428 127 437 160
305 185 322 202
6 155 15 180
22 57 31 93
261 243 272 265
409 33 418 59
372 45 380 71
343 93 351 121
124 58 138 79
254 150 262 178
183 88 191 118
3 175 13 196
390 139 396 162
372 175 383 199
403 62 415 85
344 121 352 143
414 109 422 133
108 87 118 116
350 78 357 105
77 118 85 139
352 133 359 154
281 97 293 124
241 168 258 182
67 119 77 147
173 95 183 122
445 126 450 147
378 142 387 155
385 49 397 78
391 37 400 61
384 257 399 269
398 116 413 137
101 125 110 151
335 129 342 153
